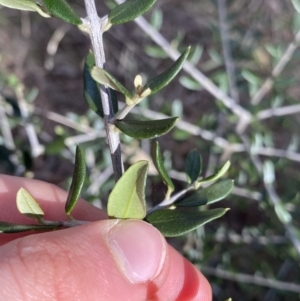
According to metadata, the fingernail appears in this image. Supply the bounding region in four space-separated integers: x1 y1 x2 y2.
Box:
106 220 166 284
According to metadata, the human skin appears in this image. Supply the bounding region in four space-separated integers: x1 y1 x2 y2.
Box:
0 175 212 301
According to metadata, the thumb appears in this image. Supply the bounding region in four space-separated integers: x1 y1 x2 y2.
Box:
0 219 212 301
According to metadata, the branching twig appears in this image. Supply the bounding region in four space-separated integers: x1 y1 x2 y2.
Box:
0 95 16 150
217 0 240 103
83 0 123 181
114 0 252 132
238 134 300 257
16 85 44 157
251 28 300 105
256 103 300 120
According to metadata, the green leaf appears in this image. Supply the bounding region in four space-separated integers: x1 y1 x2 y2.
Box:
0 221 54 233
198 161 231 185
65 145 86 215
16 188 44 220
0 0 37 11
109 88 119 114
108 0 157 25
206 179 234 204
184 149 202 183
107 160 149 219
91 67 132 99
115 117 178 139
39 0 82 25
144 47 191 95
151 141 174 191
84 53 104 117
176 179 233 207
146 208 228 237
84 53 118 116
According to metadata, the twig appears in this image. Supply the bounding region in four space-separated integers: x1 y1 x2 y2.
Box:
83 0 123 181
214 230 287 245
132 106 300 162
45 24 71 70
238 134 300 257
16 85 44 157
251 28 300 105
114 0 252 132
256 103 300 120
217 0 240 103
65 131 106 147
0 95 16 150
34 107 95 133
199 266 300 294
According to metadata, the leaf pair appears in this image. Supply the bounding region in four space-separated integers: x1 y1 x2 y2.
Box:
16 146 86 222
91 47 190 103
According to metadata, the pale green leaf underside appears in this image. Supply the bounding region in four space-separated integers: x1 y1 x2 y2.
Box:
151 141 174 191
198 160 231 185
0 0 37 11
16 187 44 219
108 160 149 219
146 208 228 237
91 67 132 98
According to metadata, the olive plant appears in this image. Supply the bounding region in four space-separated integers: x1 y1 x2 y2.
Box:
0 0 233 237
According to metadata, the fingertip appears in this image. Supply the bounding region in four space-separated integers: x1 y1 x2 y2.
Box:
151 245 212 301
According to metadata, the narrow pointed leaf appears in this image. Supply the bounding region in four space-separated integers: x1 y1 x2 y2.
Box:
144 47 190 95
91 67 132 99
0 221 54 233
115 117 178 139
65 146 86 215
198 161 231 185
16 188 44 219
84 53 118 116
39 0 82 25
109 88 119 114
146 208 228 237
108 160 149 219
184 149 202 183
176 179 233 207
84 53 104 117
109 0 157 25
0 0 37 11
175 190 207 207
206 179 234 204
151 141 174 191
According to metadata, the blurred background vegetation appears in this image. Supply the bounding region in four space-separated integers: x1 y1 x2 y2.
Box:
1 0 300 300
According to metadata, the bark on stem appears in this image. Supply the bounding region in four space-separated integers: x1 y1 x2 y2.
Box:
83 0 123 181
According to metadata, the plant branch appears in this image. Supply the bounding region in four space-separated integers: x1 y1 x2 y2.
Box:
238 134 300 257
256 103 300 120
114 0 252 132
83 0 123 181
199 266 300 294
217 0 240 103
251 28 300 105
147 186 194 214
